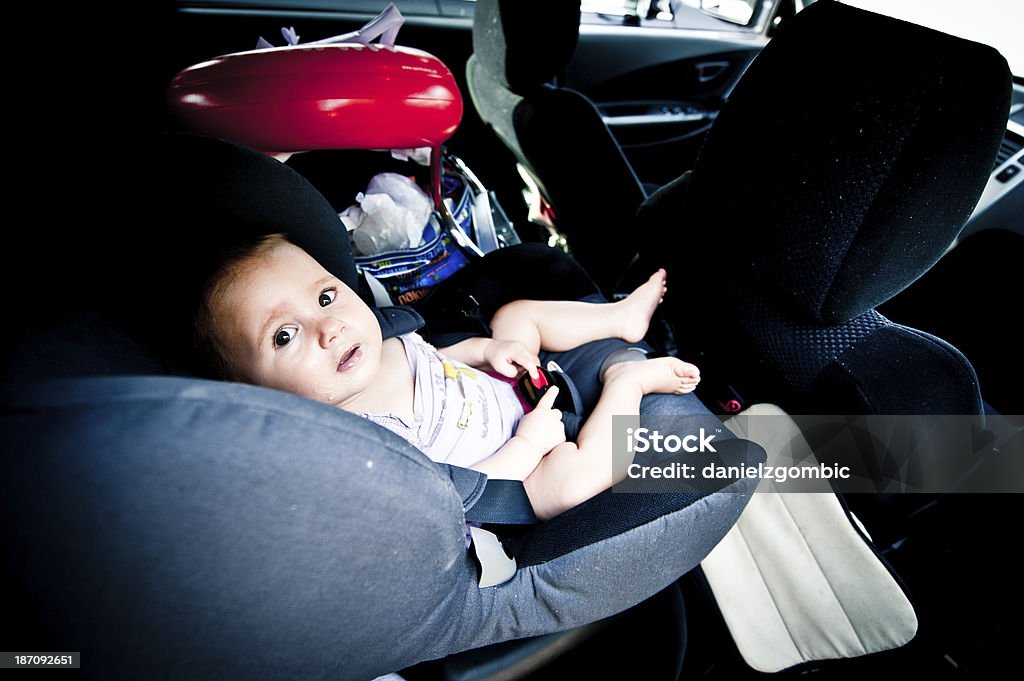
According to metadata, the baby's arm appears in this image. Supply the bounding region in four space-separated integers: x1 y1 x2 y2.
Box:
440 301 612 377
438 337 541 379
469 387 565 481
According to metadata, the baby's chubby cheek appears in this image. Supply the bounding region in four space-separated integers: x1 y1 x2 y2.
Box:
294 373 358 407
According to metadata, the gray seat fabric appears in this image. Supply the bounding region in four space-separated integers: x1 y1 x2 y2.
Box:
1 376 762 680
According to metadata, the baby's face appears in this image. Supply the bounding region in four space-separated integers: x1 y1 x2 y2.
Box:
212 240 383 409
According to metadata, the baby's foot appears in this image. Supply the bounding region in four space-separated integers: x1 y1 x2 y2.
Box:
614 269 667 343
603 356 700 395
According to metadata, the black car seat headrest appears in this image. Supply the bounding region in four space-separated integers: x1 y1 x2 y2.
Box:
122 133 422 372
686 0 1011 324
472 0 581 93
153 133 362 293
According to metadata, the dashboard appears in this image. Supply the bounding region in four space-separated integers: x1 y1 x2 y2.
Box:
963 82 1024 238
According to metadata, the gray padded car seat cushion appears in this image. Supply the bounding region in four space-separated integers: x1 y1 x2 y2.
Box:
2 375 763 680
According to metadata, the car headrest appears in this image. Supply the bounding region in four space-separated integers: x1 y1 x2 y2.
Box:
119 133 422 373
472 0 581 93
685 1 1011 324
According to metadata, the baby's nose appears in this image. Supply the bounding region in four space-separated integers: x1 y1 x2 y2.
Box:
318 316 345 348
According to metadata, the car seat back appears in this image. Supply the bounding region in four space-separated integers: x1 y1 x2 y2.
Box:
634 1 1011 427
466 0 647 291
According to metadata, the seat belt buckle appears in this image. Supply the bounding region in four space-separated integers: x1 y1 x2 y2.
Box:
516 366 578 413
469 525 517 588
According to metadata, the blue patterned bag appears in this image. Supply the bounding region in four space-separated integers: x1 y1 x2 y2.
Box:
355 151 519 305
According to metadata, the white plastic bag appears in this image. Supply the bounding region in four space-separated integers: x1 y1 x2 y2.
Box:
341 172 433 256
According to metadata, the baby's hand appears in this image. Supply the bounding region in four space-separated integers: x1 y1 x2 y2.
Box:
513 387 566 455
484 339 540 379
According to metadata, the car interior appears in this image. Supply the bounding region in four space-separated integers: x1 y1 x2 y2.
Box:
3 0 1022 679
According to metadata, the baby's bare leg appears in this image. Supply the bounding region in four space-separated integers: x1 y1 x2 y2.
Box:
522 356 700 519
522 441 585 521
489 269 667 354
573 357 700 491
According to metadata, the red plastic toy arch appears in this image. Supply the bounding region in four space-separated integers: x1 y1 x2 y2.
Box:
168 43 464 153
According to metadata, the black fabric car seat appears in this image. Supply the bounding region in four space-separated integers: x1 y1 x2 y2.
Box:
618 4 1013 668
633 1 1011 438
467 0 647 293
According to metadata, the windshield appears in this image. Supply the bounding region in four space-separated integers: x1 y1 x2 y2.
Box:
840 0 1022 77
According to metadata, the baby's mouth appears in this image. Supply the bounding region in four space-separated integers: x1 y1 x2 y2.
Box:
337 345 362 372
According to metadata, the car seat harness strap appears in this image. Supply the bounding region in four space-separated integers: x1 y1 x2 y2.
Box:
464 479 537 525
449 472 534 589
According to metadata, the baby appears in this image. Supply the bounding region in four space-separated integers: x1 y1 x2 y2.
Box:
195 234 700 519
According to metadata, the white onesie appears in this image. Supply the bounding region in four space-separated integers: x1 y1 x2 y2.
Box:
363 333 526 467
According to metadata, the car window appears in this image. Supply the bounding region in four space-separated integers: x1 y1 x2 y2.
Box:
181 0 444 18
838 0 1022 77
177 0 1021 74
581 0 781 32
181 0 784 32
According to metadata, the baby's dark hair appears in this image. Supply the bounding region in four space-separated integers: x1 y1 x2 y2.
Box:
193 233 290 381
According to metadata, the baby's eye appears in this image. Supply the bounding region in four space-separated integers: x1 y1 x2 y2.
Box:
319 288 336 307
274 326 298 348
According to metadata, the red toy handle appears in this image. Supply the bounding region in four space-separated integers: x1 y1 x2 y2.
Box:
167 43 463 156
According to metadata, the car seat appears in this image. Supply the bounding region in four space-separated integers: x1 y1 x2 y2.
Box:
0 34 767 681
618 8 1013 667
466 0 648 293
606 2 1008 673
631 0 1011 480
